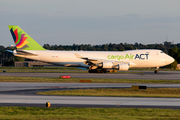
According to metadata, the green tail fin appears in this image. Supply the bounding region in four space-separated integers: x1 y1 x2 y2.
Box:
8 25 46 50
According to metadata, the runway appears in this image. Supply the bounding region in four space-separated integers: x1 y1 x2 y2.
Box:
1 70 180 80
1 82 180 91
1 70 180 109
1 94 180 109
0 82 180 109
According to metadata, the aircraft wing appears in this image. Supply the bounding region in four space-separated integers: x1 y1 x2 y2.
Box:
74 53 105 62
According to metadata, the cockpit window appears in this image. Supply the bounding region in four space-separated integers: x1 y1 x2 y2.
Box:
161 51 164 53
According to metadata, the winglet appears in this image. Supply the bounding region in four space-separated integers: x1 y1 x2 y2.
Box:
8 25 46 50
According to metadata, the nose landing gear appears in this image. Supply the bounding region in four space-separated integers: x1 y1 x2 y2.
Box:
154 67 159 74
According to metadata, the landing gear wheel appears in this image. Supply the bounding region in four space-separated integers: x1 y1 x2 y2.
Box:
103 70 107 73
88 70 92 73
88 69 107 73
88 69 98 73
154 70 159 74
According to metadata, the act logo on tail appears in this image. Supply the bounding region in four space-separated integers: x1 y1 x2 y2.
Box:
8 25 45 50
10 27 29 49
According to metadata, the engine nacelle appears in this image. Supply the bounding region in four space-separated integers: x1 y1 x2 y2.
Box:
117 63 129 71
102 61 113 68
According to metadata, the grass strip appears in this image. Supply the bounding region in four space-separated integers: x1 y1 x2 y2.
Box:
37 88 180 98
0 107 180 120
0 76 180 83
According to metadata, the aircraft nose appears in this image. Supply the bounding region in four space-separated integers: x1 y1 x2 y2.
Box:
166 55 175 65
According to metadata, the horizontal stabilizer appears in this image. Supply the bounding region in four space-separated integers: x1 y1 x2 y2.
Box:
15 50 38 56
6 50 13 53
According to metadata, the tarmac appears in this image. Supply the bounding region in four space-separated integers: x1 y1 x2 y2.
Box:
0 70 180 79
0 70 180 109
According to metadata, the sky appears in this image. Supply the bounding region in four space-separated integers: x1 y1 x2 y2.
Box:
1 0 180 47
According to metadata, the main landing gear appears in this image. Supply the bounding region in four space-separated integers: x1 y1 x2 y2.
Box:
88 69 107 73
154 67 159 74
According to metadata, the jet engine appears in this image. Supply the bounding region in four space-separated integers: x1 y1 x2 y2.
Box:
102 61 113 68
117 63 129 71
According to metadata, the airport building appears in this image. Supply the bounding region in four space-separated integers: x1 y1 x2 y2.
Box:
15 61 54 67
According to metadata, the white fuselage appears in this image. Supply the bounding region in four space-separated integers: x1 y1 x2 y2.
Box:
14 49 174 69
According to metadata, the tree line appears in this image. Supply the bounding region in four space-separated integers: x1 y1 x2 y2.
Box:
0 41 179 68
43 41 177 53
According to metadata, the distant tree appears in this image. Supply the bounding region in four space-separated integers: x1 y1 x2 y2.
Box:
134 42 139 47
117 43 124 50
3 59 14 66
164 41 172 48
101 44 108 51
162 48 168 54
166 46 178 69
14 56 24 61
43 44 51 50
119 49 125 51
166 61 177 69
168 46 177 57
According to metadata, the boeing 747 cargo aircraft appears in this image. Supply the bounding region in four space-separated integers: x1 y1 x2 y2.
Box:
8 25 174 73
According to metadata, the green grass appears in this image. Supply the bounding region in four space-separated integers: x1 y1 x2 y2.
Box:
1 76 180 84
0 107 180 120
37 88 180 98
